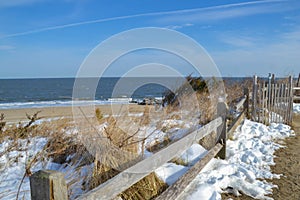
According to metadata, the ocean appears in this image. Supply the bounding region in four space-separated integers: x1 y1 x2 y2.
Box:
0 77 248 109
0 77 177 109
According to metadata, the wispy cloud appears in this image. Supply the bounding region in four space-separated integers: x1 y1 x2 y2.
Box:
212 29 300 77
220 35 257 47
0 0 47 8
1 0 293 39
282 28 300 40
0 45 15 50
158 0 299 24
165 23 193 30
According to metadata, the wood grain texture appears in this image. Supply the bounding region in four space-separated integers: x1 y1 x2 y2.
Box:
30 170 68 200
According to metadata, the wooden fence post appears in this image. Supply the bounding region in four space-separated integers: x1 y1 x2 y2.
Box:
271 73 275 84
243 87 250 118
252 75 258 121
30 170 68 200
216 100 227 159
288 76 293 124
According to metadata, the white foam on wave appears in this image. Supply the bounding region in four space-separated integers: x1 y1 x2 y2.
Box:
0 99 133 109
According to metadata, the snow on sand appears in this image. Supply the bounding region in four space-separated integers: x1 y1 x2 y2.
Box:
294 103 300 113
155 119 294 200
0 117 295 199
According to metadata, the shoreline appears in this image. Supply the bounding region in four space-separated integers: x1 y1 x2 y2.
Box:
0 104 146 123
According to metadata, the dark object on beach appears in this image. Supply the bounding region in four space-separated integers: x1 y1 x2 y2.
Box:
0 113 5 133
138 97 162 105
162 75 207 107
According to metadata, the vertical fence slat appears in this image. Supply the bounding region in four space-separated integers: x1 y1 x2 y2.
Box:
278 83 282 123
269 82 272 124
280 84 284 123
216 101 227 159
275 84 279 123
251 75 293 125
288 76 293 124
283 84 288 123
281 84 285 123
252 75 258 121
30 170 68 200
272 83 275 122
273 83 278 123
258 83 261 123
267 75 271 124
276 84 280 123
244 87 250 118
262 82 266 124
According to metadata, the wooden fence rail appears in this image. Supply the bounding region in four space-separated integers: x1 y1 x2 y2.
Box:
78 116 223 200
25 73 300 199
30 92 250 200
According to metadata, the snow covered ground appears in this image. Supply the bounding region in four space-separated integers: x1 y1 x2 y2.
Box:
294 103 300 113
155 119 294 200
0 137 48 199
0 116 295 199
0 135 93 200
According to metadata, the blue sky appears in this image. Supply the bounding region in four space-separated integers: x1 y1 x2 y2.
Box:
0 0 300 78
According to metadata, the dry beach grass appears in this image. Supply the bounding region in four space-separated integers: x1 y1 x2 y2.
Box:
2 78 284 199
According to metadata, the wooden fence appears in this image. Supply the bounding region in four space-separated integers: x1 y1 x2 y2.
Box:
294 73 300 103
30 93 249 200
252 75 294 125
29 72 300 199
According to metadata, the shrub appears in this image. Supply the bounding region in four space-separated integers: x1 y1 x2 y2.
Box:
162 75 207 107
0 113 5 134
95 108 103 121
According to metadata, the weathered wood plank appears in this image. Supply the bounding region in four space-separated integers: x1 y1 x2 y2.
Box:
216 101 227 159
262 82 266 124
243 88 250 118
275 84 279 123
280 84 284 123
234 96 246 111
77 117 222 200
227 111 245 139
30 170 68 200
283 84 288 123
271 83 275 122
288 76 294 124
155 143 223 200
252 75 258 121
294 96 300 100
258 83 262 123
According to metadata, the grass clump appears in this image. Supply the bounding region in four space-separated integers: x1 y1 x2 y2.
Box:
0 114 5 134
119 172 167 200
95 108 103 122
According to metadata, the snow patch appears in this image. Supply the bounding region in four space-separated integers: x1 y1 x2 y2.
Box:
155 163 188 185
178 144 207 166
293 103 300 113
178 119 294 200
0 137 48 200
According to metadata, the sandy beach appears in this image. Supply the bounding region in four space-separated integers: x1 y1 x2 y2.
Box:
0 104 147 123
